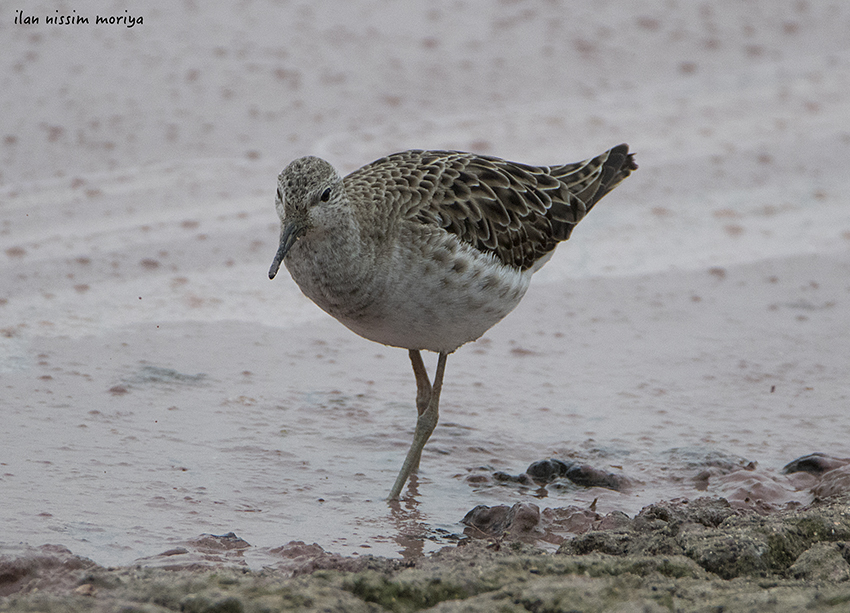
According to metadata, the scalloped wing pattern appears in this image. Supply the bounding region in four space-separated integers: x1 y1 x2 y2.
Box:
344 145 636 271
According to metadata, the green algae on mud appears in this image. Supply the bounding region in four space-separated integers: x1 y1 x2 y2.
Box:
2 495 850 612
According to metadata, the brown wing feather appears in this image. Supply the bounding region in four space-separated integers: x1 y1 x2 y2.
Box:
344 145 636 271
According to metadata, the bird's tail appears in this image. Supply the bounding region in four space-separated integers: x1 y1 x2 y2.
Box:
549 143 637 220
592 143 637 206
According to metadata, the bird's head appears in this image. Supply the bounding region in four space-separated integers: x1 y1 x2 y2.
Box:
269 156 344 279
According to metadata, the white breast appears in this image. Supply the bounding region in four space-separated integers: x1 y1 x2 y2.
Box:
327 228 535 353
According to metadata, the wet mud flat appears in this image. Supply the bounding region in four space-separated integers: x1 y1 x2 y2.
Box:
4 493 850 612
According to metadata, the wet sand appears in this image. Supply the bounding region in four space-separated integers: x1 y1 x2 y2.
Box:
2 0 850 601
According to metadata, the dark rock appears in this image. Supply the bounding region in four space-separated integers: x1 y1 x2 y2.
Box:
461 502 543 542
526 458 629 491
526 458 570 482
563 463 629 491
782 452 850 475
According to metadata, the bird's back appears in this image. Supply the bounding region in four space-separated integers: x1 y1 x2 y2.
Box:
344 144 637 273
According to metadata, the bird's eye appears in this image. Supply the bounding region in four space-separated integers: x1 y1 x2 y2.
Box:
320 187 331 202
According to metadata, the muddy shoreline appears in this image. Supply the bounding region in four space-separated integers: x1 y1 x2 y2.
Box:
4 494 849 612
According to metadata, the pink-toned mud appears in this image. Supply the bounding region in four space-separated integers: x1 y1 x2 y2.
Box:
2 1 849 569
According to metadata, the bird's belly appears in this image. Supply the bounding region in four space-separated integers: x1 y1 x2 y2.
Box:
340 248 532 353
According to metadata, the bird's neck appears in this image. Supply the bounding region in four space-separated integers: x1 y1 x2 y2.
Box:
285 207 382 317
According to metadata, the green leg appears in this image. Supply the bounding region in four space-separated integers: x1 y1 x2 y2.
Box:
408 349 432 416
387 351 448 500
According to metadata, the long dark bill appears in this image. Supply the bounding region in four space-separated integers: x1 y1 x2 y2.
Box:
268 222 303 279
